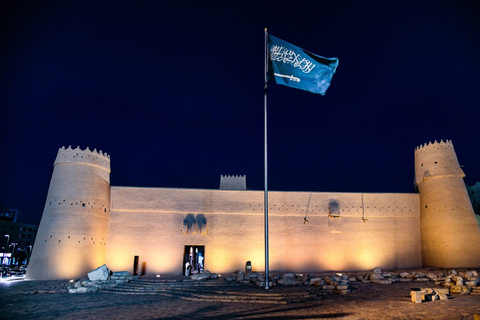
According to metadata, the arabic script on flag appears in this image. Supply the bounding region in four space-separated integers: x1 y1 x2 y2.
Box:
269 45 316 73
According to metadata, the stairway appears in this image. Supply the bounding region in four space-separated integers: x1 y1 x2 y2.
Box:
99 278 312 304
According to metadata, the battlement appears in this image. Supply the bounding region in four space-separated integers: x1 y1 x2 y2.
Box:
54 146 111 172
414 139 453 153
219 175 246 190
414 139 464 185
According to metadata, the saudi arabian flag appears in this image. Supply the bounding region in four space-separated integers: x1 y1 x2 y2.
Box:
267 34 339 95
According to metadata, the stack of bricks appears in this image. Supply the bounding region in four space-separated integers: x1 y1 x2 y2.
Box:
471 287 480 295
410 287 450 303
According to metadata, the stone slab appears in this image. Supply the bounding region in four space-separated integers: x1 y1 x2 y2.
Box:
87 265 110 281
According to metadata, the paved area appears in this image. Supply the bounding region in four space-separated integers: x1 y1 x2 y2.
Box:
1 275 480 319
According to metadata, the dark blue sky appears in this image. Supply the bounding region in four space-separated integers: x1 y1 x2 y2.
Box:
1 1 480 225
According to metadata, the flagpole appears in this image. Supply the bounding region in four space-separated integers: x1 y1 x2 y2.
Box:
263 28 270 290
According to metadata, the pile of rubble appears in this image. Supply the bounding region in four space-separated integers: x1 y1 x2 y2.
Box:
221 270 351 294
351 268 479 292
68 265 136 293
442 269 479 295
215 267 480 296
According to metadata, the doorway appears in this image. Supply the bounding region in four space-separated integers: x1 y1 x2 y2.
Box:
183 245 205 276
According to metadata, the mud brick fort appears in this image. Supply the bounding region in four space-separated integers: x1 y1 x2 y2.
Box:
26 140 480 280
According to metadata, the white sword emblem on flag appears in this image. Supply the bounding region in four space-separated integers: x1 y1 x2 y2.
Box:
274 73 300 82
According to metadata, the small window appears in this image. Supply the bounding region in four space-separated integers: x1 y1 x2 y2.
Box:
328 200 340 218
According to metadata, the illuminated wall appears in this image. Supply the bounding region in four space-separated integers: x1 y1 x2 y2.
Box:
107 187 421 275
27 146 111 280
27 140 480 280
415 140 480 267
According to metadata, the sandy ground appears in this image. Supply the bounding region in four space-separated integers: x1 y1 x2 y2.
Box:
1 278 479 319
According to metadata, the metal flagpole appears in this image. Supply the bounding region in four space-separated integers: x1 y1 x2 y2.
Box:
263 28 270 290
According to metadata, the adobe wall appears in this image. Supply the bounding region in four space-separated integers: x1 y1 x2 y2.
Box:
107 187 421 275
415 140 480 268
26 147 111 280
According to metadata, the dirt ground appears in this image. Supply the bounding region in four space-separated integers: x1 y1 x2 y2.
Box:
1 278 479 319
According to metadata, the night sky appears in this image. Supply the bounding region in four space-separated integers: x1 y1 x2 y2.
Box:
1 1 480 225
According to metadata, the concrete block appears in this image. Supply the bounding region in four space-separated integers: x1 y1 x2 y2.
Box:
111 271 129 278
300 274 310 284
411 291 422 303
277 277 300 285
236 270 245 281
421 293 436 301
336 285 349 290
437 293 449 300
465 270 478 277
114 279 129 284
334 289 350 294
435 288 449 295
426 273 436 279
310 278 324 287
75 286 98 293
373 279 392 284
450 285 470 294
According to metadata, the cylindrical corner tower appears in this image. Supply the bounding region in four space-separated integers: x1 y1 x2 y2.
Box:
27 146 111 280
415 140 480 268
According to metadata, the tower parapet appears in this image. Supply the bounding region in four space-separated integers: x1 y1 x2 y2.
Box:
54 146 110 172
219 175 246 190
415 140 480 268
414 140 464 185
27 146 111 280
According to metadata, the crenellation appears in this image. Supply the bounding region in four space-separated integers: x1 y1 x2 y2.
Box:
219 174 246 190
27 146 111 280
415 140 480 268
54 145 111 173
414 139 464 186
26 140 480 280
415 139 454 153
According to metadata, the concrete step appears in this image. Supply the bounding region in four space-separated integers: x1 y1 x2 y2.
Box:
99 278 312 304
